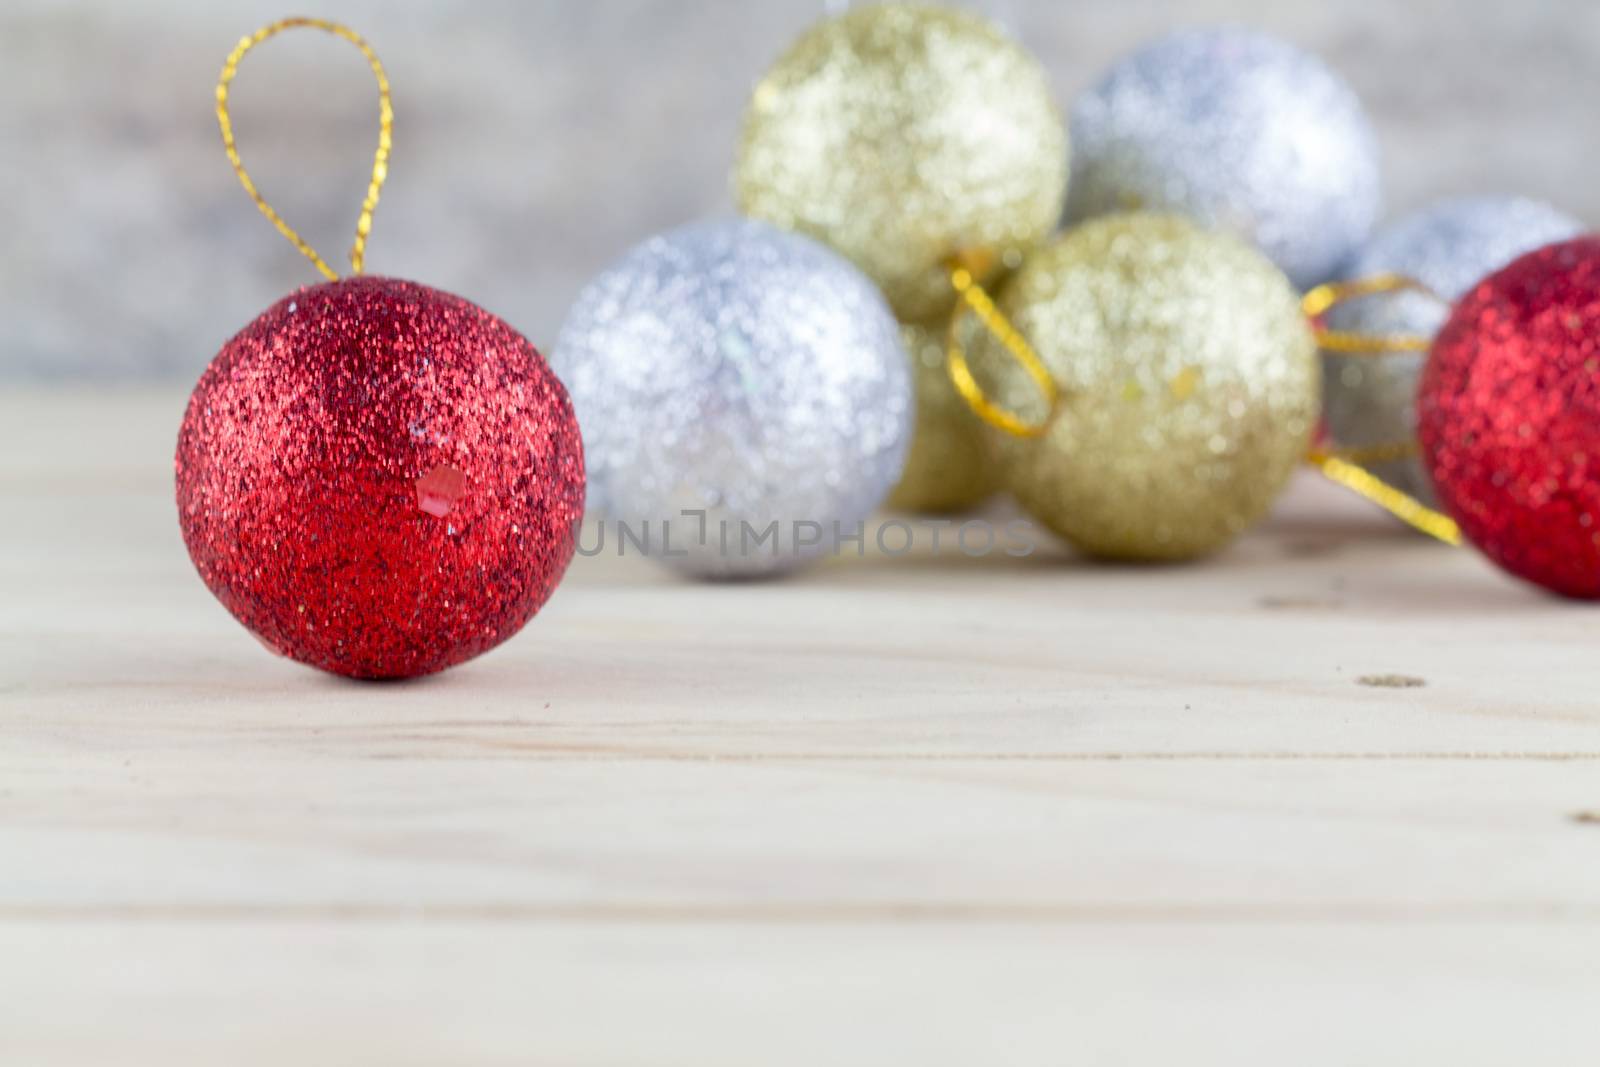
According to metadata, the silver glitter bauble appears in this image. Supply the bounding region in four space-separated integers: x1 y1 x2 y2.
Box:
551 218 912 579
1066 26 1381 290
1324 195 1584 502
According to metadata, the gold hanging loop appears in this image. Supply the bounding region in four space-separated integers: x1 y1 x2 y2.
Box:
1302 272 1444 354
944 262 1059 438
216 17 393 280
1306 448 1461 545
1300 272 1462 543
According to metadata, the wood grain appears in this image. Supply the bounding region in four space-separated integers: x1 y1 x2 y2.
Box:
3 389 1599 1065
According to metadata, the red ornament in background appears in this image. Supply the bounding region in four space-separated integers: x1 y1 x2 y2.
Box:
177 277 585 677
180 19 584 678
1419 236 1600 598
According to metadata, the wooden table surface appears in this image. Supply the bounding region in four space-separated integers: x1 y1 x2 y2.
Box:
4 388 1599 1065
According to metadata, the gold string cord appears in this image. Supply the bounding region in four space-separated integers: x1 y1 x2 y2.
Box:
1301 272 1439 354
1307 449 1461 545
944 263 1059 438
216 17 393 280
1302 272 1461 544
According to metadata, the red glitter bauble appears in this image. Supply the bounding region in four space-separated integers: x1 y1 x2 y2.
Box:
1419 236 1600 598
176 276 585 677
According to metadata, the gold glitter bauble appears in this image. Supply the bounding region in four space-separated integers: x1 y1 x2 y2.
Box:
887 317 997 513
967 214 1318 560
734 4 1068 321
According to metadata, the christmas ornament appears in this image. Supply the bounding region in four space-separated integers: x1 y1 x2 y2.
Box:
177 19 584 678
551 218 912 579
1419 236 1600 598
886 316 997 513
1066 26 1380 290
1321 196 1583 503
951 213 1318 560
734 3 1068 321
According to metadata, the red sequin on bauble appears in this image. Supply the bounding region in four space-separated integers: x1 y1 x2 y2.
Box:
1419 236 1600 598
176 276 586 677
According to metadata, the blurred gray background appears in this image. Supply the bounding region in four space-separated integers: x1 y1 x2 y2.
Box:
4 0 1597 381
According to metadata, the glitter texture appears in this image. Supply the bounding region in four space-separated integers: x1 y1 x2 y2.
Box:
1324 196 1583 503
967 213 1318 560
734 3 1068 321
886 316 997 513
1419 237 1600 599
552 219 912 579
1067 26 1380 290
175 276 585 678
